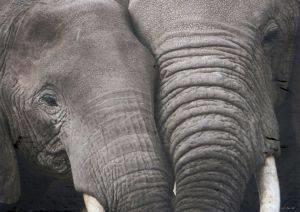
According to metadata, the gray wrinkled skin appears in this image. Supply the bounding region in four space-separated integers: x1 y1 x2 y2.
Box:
0 0 173 211
117 0 299 211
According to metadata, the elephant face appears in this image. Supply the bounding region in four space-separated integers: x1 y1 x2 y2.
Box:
0 0 173 210
124 0 299 211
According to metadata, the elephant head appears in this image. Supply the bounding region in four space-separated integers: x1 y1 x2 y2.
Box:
0 0 173 211
119 0 299 211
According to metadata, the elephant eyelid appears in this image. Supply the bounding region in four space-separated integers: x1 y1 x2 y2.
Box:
37 92 62 115
40 94 58 107
263 29 279 43
262 21 282 45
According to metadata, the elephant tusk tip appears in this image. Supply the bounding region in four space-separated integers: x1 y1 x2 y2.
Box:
83 193 105 212
257 156 280 212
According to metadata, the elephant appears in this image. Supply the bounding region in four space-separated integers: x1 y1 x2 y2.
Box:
109 0 300 211
0 0 174 211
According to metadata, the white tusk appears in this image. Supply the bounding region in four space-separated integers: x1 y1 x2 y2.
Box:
256 156 280 212
83 193 105 212
173 183 176 195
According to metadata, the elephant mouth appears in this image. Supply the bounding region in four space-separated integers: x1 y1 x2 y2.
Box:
36 151 71 178
31 137 71 177
16 135 71 177
36 137 71 177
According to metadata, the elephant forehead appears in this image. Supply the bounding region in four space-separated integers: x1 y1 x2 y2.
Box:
7 0 152 87
8 37 131 94
32 0 127 25
14 0 130 49
13 44 153 105
130 0 284 30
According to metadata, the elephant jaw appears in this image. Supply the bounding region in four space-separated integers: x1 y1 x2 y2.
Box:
257 156 280 212
83 194 105 212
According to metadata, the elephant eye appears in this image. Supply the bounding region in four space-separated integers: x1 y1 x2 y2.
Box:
40 94 58 107
261 21 282 51
263 29 279 44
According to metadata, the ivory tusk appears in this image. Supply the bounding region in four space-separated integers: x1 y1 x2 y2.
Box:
256 156 280 212
83 193 105 212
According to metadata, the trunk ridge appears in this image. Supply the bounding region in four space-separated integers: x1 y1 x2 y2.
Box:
156 38 279 211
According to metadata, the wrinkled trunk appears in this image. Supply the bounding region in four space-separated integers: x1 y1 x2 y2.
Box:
155 33 280 211
66 90 173 211
123 0 293 210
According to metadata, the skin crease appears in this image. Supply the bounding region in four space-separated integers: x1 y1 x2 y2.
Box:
115 0 300 211
0 1 298 211
0 0 174 211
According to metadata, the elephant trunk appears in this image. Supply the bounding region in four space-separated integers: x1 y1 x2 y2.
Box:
156 33 279 211
160 86 254 211
67 91 173 211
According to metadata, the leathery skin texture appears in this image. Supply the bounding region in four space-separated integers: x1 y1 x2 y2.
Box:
0 0 173 211
0 0 299 211
119 0 299 211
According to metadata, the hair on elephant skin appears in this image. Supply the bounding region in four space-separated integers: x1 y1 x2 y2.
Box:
0 0 174 211
115 0 300 211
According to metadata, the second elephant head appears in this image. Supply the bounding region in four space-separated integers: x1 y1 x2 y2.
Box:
121 0 300 211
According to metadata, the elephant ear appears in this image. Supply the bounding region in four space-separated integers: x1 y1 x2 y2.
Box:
0 111 20 204
0 1 24 205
